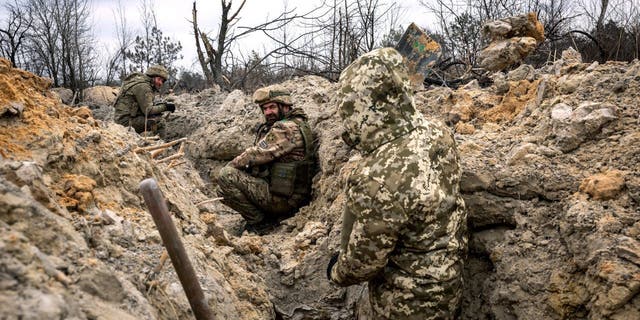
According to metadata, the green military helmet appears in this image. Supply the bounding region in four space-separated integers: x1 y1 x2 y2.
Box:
145 65 169 80
253 84 293 106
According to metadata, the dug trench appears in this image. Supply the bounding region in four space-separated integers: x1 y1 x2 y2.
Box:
1 53 639 319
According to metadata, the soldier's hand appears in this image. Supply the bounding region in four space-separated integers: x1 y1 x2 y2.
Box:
165 102 176 113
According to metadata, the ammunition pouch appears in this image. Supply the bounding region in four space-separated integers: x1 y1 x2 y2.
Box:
269 161 312 197
268 115 317 198
249 164 270 178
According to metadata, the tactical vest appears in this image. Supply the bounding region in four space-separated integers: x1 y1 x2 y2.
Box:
113 73 150 126
269 117 316 197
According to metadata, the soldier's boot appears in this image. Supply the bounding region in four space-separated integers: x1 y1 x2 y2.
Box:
216 166 266 224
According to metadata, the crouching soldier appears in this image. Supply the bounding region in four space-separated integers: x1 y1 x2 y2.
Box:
114 64 176 134
216 85 316 232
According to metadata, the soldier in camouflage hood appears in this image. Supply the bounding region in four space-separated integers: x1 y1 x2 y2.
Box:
113 65 176 134
327 47 468 319
216 85 316 231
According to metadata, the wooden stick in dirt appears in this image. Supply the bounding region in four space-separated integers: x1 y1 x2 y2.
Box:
154 250 169 273
167 160 187 169
195 197 224 207
157 152 184 164
135 138 187 153
150 148 166 159
140 178 214 320
143 135 160 141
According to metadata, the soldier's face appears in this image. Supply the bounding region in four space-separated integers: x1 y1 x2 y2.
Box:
152 77 165 89
261 102 280 124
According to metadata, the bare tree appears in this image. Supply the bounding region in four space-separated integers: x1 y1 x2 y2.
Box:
419 0 583 67
595 0 610 31
190 0 403 89
0 0 32 68
576 0 611 31
192 2 214 85
106 0 134 83
419 0 499 64
28 0 59 85
573 0 640 61
191 0 315 88
21 0 97 96
127 0 156 71
126 0 183 77
192 0 248 88
260 0 400 80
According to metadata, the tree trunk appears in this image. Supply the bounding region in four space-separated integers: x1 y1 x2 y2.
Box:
192 2 214 86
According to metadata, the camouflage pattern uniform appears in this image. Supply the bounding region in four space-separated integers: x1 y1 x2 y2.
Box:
329 48 468 319
216 87 315 225
113 65 170 134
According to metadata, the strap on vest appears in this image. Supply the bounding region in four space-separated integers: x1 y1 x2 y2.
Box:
290 117 314 162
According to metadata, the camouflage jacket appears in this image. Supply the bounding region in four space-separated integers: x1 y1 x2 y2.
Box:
331 48 468 292
113 72 166 126
230 108 310 170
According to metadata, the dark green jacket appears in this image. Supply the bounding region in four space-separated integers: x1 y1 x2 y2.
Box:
113 73 166 127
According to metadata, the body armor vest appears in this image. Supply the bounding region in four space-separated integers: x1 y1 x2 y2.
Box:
268 117 316 197
113 73 150 126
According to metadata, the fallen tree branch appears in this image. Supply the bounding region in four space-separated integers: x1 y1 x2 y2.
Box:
167 160 187 169
156 152 184 164
150 148 166 159
135 138 187 153
142 135 160 141
154 250 169 274
195 197 224 207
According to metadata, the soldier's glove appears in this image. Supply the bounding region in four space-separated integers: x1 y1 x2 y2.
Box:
326 252 339 281
165 102 176 113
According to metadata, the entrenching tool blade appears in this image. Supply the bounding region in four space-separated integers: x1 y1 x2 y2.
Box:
395 22 442 87
140 178 214 320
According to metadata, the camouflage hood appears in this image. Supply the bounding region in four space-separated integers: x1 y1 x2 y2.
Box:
337 47 420 154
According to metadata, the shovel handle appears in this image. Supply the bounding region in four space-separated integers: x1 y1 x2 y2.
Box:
140 178 214 320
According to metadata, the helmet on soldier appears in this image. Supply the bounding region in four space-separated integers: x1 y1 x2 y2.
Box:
253 85 293 106
145 65 169 80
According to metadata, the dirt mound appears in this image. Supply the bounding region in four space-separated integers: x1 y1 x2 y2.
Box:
0 58 273 319
82 85 119 121
1 49 639 320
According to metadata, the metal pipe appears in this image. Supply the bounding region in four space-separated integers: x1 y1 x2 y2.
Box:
140 178 214 320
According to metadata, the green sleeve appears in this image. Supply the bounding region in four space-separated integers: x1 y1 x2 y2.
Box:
131 83 165 116
331 176 408 286
230 120 301 168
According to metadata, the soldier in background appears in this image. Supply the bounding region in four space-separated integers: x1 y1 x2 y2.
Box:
216 84 316 232
326 48 468 319
113 65 176 134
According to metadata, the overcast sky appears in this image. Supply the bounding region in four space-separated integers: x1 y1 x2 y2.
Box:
93 0 433 71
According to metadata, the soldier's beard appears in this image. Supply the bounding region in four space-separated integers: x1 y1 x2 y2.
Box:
265 110 282 125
